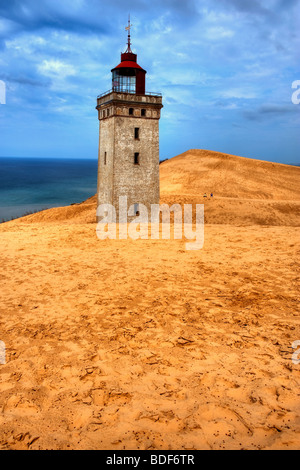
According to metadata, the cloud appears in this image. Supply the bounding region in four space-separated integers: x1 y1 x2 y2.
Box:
38 59 76 79
243 104 299 121
220 88 257 100
0 0 299 163
6 34 47 54
215 0 274 17
1 74 49 88
0 0 110 35
260 104 299 115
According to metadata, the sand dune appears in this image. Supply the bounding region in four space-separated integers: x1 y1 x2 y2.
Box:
17 149 300 227
160 149 300 201
160 149 300 226
0 150 299 450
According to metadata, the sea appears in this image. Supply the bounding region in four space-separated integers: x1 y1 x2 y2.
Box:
0 157 98 222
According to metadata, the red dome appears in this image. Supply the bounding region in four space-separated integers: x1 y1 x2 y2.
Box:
112 51 146 74
112 61 145 72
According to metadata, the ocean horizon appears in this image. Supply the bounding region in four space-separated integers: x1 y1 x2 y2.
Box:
0 156 98 222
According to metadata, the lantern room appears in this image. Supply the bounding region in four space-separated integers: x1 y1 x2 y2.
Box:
111 19 146 95
112 52 146 95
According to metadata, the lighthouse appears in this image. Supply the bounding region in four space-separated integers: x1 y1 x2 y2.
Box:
96 20 163 221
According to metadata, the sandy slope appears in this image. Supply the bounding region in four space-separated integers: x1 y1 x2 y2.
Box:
0 150 299 450
160 149 300 226
160 149 300 201
17 149 300 227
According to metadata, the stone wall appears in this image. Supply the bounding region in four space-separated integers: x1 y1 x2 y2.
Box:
97 92 163 220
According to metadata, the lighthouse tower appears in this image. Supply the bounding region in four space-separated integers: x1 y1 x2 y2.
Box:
96 21 163 221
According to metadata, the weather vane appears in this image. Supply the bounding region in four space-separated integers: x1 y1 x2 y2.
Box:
125 14 133 53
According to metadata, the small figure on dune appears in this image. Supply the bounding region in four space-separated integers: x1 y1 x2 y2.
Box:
203 193 207 198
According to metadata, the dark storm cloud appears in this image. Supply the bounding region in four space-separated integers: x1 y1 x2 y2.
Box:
0 0 199 38
1 73 50 88
260 105 299 115
0 0 109 35
155 0 198 20
105 0 198 18
243 104 299 121
210 0 299 28
215 0 275 17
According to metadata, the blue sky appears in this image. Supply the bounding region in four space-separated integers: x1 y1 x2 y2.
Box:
0 0 299 163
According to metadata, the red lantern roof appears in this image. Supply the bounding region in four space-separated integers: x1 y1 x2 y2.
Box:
111 52 146 74
112 61 145 71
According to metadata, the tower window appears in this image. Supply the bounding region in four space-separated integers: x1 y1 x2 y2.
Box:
107 108 110 117
134 153 140 165
129 108 134 115
141 109 146 117
104 152 107 165
134 128 140 140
